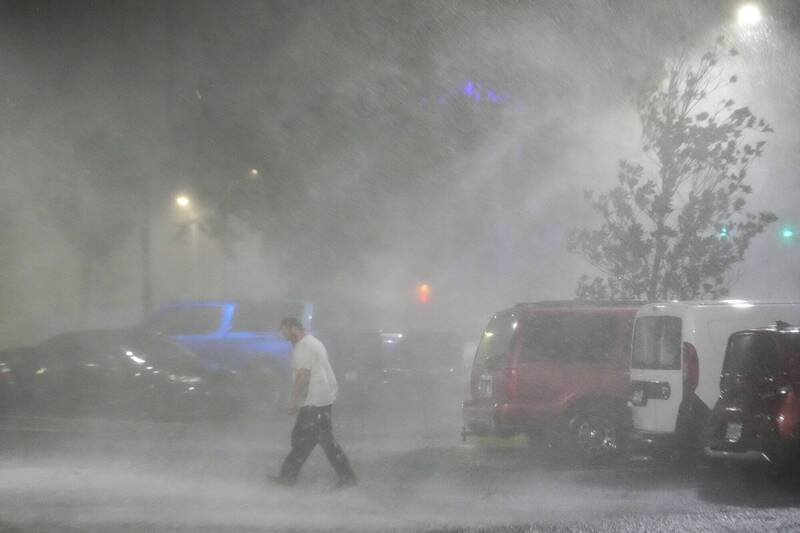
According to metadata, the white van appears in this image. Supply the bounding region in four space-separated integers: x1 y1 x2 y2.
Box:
629 301 800 454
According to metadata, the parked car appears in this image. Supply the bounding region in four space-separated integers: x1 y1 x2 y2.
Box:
143 300 314 375
141 300 317 406
0 328 243 422
705 322 800 467
320 329 466 409
462 300 643 461
629 301 800 458
378 330 467 387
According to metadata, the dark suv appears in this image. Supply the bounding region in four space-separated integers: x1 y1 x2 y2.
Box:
462 301 642 461
705 323 800 467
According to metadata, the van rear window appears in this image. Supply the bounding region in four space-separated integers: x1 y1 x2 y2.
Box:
474 313 517 372
723 334 781 377
632 316 681 370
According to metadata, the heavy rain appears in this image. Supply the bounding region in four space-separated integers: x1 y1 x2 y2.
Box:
1 1 800 531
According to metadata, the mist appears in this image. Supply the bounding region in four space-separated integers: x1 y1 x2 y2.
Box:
3 0 796 342
2 1 800 531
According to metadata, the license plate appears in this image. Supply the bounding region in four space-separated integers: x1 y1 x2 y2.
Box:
631 389 645 406
725 422 743 443
479 375 493 398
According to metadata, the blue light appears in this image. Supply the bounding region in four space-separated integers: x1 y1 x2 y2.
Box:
436 80 508 106
463 80 474 96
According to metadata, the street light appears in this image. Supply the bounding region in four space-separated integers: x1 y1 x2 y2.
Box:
737 3 762 27
175 195 191 209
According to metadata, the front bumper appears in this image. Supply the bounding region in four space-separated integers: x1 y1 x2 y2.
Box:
461 400 548 437
627 429 677 455
703 447 772 463
704 437 795 465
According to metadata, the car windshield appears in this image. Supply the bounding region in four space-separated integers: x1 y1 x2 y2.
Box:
40 330 200 374
231 301 308 332
124 330 202 373
724 333 781 377
631 316 682 370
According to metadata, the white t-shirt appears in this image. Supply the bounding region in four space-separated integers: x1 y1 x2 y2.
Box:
292 334 338 407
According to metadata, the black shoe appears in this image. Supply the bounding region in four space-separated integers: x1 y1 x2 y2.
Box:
334 476 357 489
268 475 296 487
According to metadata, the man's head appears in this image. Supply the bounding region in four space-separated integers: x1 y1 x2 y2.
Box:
280 317 305 343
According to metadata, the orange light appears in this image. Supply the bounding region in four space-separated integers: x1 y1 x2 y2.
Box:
417 283 431 303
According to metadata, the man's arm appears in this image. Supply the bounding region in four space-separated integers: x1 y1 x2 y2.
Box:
287 368 310 415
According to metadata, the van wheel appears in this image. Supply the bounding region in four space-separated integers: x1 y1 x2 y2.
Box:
524 428 545 450
567 406 623 462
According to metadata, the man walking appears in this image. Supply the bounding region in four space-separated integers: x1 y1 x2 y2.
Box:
270 317 357 488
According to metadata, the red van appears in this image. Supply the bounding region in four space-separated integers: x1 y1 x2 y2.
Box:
462 301 642 460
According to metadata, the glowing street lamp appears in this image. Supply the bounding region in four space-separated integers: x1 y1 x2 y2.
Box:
175 195 191 209
737 3 762 27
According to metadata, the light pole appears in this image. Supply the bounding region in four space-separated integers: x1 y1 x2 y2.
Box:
174 193 199 299
140 180 153 319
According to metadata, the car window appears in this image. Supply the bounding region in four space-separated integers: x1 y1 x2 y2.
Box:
520 313 618 362
724 333 781 377
473 313 517 372
231 302 307 332
631 316 682 370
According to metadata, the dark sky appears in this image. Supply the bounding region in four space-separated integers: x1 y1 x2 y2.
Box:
1 0 798 336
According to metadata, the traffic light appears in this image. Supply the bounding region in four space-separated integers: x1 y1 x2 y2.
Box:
781 226 794 241
719 226 729 240
416 282 431 303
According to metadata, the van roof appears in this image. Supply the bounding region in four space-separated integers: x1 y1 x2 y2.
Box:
732 321 800 335
639 300 800 312
514 300 645 311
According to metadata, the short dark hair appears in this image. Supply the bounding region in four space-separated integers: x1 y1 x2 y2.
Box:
280 317 304 330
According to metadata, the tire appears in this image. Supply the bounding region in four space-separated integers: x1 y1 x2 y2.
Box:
566 405 624 462
673 394 711 465
524 428 545 450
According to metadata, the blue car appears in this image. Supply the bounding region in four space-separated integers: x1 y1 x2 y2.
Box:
142 300 314 377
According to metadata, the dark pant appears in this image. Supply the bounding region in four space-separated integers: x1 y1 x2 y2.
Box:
279 404 355 484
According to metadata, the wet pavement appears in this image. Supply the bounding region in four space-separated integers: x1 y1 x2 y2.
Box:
2 402 800 532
